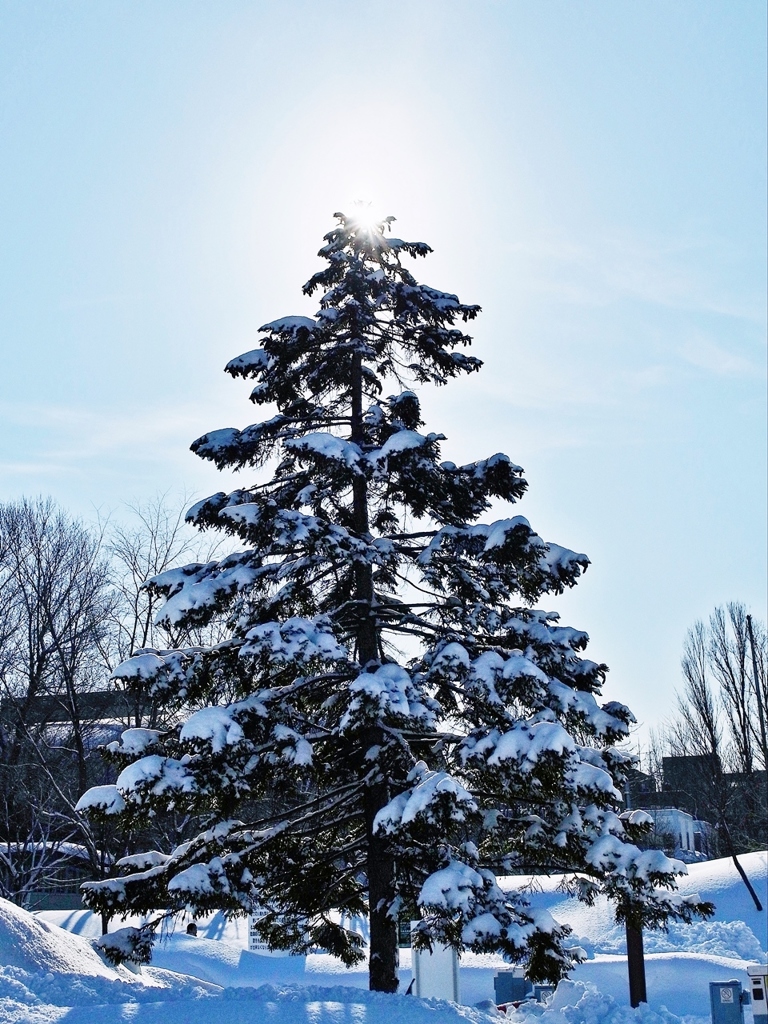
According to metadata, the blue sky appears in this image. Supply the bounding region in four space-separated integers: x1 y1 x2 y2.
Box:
1 1 765 741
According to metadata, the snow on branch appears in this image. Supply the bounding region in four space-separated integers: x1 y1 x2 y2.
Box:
374 761 477 834
340 664 436 732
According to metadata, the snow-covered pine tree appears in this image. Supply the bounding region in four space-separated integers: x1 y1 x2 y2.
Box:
77 210 711 992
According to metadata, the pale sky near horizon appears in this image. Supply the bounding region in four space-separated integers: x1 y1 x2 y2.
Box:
1 1 766 745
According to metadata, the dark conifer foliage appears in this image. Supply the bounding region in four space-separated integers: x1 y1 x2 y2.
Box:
78 211 711 990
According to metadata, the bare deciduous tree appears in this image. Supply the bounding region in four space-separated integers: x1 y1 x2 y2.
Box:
103 493 226 729
106 494 200 664
709 604 767 774
0 498 115 792
0 494 229 910
676 603 767 779
651 603 767 869
0 498 117 904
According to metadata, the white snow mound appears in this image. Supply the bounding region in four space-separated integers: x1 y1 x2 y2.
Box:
508 979 682 1024
500 850 767 961
0 896 127 979
0 896 214 1009
16 852 767 1023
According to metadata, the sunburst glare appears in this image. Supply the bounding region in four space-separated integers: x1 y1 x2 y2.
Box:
348 198 388 233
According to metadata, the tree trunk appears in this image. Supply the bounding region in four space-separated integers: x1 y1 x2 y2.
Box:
626 921 647 1007
365 782 399 992
731 852 763 912
350 351 377 662
746 615 768 766
720 818 763 911
351 349 398 992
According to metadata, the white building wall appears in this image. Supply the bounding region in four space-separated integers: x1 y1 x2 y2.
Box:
648 807 696 851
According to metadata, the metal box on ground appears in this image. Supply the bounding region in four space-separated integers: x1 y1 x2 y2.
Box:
494 969 533 1003
709 981 749 1024
748 965 768 1024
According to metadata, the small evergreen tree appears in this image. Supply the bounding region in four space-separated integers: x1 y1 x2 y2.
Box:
77 211 711 991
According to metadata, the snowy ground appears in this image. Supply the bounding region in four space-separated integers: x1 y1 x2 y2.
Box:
0 851 762 1023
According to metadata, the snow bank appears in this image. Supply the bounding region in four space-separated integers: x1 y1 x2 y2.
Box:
0 897 498 1022
1 984 503 1024
0 896 216 1016
0 896 122 979
594 918 764 961
21 853 766 1023
507 979 689 1024
573 953 754 1017
149 934 309 988
499 850 767 961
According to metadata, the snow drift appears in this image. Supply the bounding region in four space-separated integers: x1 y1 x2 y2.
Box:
6 851 764 1024
0 896 216 1012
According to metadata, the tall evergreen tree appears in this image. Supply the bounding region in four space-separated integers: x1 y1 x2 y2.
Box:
77 211 710 992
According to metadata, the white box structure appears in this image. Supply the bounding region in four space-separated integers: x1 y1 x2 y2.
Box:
749 965 768 1024
411 933 460 1003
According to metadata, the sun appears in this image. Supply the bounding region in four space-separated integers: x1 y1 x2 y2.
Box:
349 199 389 233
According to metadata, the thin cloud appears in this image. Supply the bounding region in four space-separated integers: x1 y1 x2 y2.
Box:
0 400 205 465
679 336 766 378
505 232 765 324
